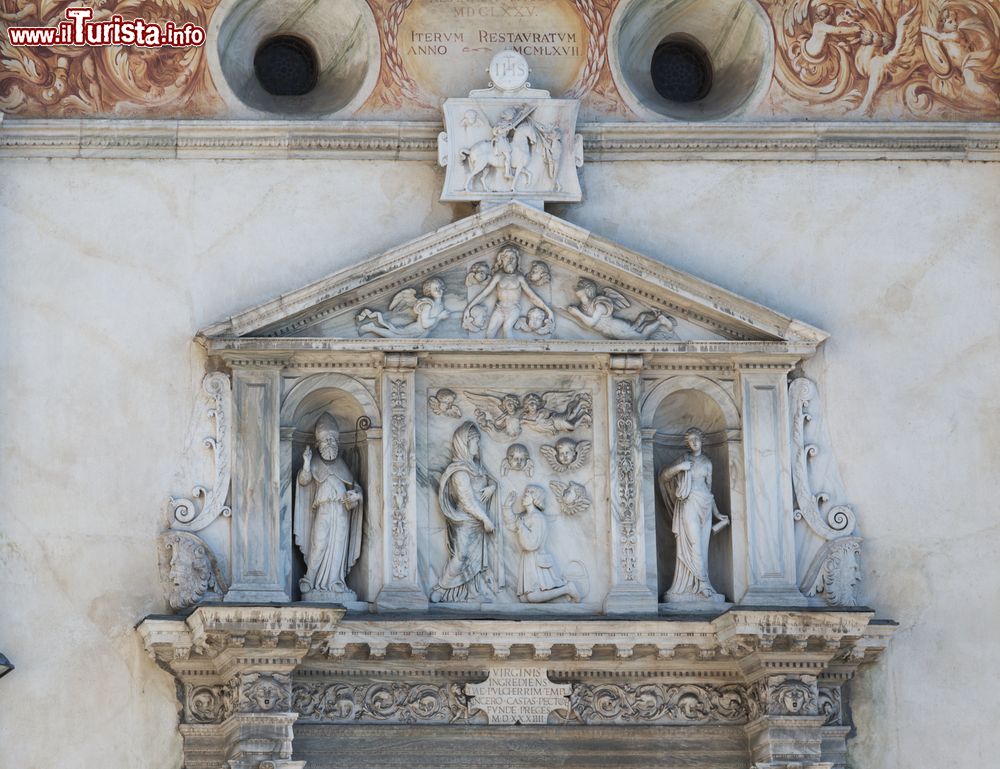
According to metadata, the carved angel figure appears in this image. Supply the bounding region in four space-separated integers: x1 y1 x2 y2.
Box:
463 246 554 338
658 428 729 602
429 388 462 418
566 279 676 340
521 391 593 434
294 414 364 600
465 261 492 290
767 0 999 116
540 437 592 473
502 487 581 603
356 277 450 338
467 391 524 439
514 307 554 335
501 443 534 477
549 480 592 517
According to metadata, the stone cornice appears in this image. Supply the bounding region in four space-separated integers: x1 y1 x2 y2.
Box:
1 118 998 161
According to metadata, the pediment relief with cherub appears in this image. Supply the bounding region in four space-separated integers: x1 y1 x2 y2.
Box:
200 202 825 349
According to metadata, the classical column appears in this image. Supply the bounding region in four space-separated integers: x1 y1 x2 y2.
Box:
376 353 428 610
736 365 807 606
604 354 658 613
227 363 292 603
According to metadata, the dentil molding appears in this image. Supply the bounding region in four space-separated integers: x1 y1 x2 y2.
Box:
1 119 998 161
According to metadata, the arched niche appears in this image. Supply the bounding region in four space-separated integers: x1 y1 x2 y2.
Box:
281 373 382 602
641 376 739 603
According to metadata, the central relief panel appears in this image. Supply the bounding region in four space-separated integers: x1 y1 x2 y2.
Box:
416 370 607 610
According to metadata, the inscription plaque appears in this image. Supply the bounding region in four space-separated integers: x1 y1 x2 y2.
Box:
395 0 589 98
465 667 571 724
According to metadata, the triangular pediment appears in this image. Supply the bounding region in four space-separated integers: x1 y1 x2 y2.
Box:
200 203 826 349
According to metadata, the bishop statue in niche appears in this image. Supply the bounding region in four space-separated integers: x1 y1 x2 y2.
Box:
294 414 364 601
658 428 729 603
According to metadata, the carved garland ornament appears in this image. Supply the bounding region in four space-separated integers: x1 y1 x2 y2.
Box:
567 682 750 724
293 681 472 724
292 680 755 725
614 379 639 581
390 378 410 580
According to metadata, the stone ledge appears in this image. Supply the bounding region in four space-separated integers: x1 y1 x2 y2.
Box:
1 118 997 160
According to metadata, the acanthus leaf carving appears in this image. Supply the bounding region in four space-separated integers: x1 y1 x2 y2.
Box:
293 681 472 724
567 682 750 724
803 535 863 607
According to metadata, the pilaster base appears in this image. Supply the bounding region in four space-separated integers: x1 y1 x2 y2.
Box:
746 715 828 765
376 585 430 611
603 583 658 614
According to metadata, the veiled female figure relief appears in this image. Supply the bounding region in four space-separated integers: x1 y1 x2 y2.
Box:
658 428 729 602
430 422 497 603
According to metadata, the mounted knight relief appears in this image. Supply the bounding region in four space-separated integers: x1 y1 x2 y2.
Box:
141 56 894 769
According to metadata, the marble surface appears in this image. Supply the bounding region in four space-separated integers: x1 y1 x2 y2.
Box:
0 157 998 769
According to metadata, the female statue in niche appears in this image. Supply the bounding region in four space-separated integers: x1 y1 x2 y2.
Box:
430 422 497 603
294 413 364 600
658 427 729 602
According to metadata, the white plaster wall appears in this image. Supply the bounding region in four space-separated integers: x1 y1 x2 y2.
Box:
0 156 997 768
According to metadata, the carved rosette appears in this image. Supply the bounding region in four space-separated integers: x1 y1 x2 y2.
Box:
613 379 639 582
390 378 410 580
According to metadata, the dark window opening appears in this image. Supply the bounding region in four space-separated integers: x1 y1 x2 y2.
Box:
650 37 713 103
254 35 319 97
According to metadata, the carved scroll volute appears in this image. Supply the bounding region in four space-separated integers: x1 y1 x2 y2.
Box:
169 372 232 532
158 372 232 612
788 377 857 540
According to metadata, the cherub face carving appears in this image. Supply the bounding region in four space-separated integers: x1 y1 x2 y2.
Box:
527 261 550 286
466 261 491 286
429 387 462 418
540 438 592 472
501 443 534 477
